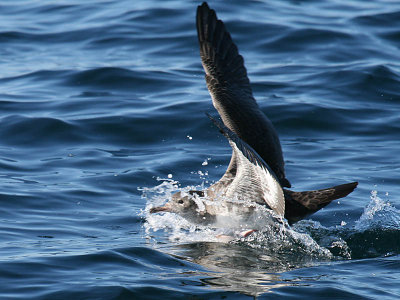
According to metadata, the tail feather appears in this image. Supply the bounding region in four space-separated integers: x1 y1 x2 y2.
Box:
284 182 358 225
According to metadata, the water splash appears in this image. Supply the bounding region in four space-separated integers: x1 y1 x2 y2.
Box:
142 180 400 261
294 189 400 259
355 189 400 231
141 178 332 259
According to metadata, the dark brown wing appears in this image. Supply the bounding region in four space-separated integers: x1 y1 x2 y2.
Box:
284 182 358 225
196 2 290 187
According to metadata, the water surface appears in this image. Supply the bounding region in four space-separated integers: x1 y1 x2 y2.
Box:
1 0 399 299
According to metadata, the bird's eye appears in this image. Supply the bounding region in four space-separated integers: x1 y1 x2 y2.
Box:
178 200 184 204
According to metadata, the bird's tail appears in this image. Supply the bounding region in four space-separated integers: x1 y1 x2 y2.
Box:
284 182 358 225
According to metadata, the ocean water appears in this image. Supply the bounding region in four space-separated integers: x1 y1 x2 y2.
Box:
1 0 399 299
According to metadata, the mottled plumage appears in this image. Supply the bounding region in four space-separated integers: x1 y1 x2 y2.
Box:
150 2 358 225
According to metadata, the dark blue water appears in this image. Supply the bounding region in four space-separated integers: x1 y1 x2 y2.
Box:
1 0 399 299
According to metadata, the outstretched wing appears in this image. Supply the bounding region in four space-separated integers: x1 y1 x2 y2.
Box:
196 2 290 188
284 182 358 224
207 114 285 217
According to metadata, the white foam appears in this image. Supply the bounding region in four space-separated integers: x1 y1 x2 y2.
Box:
141 179 333 258
141 182 399 260
355 189 400 231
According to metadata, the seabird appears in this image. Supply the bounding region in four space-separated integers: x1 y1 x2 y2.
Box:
150 2 357 226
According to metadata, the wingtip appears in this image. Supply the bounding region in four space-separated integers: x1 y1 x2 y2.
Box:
332 181 359 199
346 181 359 191
351 181 358 192
197 2 210 12
196 2 216 42
196 2 212 22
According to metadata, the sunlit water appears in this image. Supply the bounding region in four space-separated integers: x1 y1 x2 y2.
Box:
1 0 400 299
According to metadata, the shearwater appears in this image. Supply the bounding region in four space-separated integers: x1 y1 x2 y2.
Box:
150 2 357 228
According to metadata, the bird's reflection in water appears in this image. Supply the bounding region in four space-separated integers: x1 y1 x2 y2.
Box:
172 241 320 296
